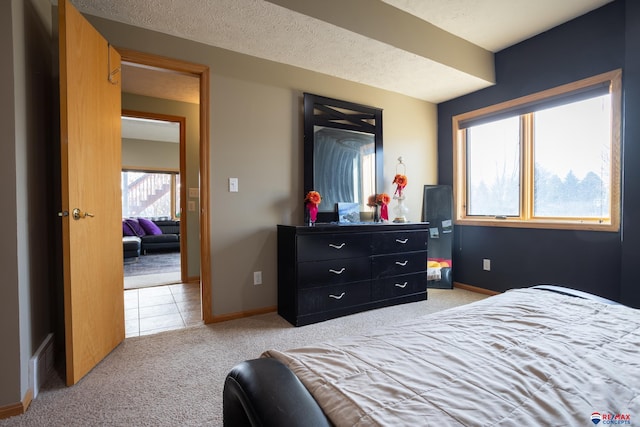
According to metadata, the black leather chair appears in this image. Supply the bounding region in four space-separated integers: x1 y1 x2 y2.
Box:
223 358 331 427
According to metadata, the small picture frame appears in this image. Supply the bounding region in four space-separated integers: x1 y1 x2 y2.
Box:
337 202 360 223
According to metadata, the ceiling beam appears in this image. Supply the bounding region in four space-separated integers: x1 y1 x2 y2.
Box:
266 0 495 84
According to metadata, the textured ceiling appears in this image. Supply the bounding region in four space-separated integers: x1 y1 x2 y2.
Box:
72 0 612 104
121 63 200 104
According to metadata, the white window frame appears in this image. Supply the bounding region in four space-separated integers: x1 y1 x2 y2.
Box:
122 168 180 220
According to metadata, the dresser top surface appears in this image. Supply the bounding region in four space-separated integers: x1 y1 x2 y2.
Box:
278 222 429 234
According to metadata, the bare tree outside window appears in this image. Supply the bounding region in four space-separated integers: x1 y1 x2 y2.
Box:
533 95 611 218
467 117 520 216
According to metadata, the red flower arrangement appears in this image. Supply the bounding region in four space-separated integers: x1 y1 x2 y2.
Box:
376 193 391 221
393 174 408 197
304 190 322 223
376 193 391 205
367 193 391 221
366 193 391 221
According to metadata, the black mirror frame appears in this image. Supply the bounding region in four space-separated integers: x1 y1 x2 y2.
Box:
303 93 383 223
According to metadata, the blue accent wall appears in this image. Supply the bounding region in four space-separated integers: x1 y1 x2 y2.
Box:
437 0 640 306
621 0 640 308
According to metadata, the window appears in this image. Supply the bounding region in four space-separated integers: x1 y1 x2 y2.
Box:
466 116 520 216
122 170 180 219
453 69 621 231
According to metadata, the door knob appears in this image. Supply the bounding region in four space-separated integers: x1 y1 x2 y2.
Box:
72 208 95 220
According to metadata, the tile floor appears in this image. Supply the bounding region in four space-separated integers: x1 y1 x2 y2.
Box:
124 282 202 338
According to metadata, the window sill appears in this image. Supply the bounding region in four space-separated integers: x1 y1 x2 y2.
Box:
455 218 619 232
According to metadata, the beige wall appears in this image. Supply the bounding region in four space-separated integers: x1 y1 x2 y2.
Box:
87 16 438 317
0 0 54 408
122 138 180 170
0 0 22 406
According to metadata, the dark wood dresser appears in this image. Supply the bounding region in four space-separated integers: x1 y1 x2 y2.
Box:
277 223 429 326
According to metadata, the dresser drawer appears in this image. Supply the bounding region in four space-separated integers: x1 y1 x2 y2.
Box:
372 251 427 278
372 272 427 300
298 257 370 288
372 231 428 254
299 281 370 314
297 233 371 261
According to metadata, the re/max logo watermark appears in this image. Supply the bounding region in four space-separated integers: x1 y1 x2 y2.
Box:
592 412 632 425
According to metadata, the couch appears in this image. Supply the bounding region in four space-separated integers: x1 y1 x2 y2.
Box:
123 236 142 259
122 218 180 258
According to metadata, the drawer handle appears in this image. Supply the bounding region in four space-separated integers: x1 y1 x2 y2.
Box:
329 292 346 300
329 268 346 275
328 243 346 249
395 260 408 266
395 282 408 288
395 238 409 244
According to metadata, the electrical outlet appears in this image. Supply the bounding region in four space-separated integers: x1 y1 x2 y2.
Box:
483 259 491 271
253 271 262 285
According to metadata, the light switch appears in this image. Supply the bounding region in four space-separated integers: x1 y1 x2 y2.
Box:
188 201 196 211
189 187 199 198
229 178 239 192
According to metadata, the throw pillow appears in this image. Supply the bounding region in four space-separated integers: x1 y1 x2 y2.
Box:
122 220 136 236
125 218 146 236
138 217 163 235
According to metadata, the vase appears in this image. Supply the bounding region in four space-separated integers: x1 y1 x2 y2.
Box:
372 205 380 223
305 213 315 227
380 203 389 222
393 195 408 223
306 203 318 226
305 210 316 226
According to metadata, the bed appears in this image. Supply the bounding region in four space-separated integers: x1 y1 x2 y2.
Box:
223 286 639 426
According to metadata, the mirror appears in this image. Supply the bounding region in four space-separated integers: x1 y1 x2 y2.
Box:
303 93 383 223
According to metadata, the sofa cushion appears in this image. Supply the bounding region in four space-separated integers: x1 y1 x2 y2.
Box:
141 234 179 244
153 220 180 235
138 217 163 235
123 236 142 258
125 218 146 236
123 220 136 236
123 235 142 248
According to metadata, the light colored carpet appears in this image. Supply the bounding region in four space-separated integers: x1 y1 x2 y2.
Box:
2 288 489 427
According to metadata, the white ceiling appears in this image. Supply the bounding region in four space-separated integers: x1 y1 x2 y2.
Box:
121 116 180 143
72 0 612 104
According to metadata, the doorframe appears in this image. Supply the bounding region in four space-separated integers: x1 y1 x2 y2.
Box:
121 110 188 283
117 48 213 323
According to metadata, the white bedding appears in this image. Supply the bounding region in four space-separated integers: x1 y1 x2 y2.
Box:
264 288 640 426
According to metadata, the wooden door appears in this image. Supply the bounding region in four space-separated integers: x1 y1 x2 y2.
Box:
59 0 124 385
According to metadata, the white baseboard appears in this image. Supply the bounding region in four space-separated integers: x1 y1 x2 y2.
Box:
29 333 54 399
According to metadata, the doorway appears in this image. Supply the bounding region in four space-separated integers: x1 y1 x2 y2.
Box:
121 113 185 286
120 112 192 336
117 48 213 334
